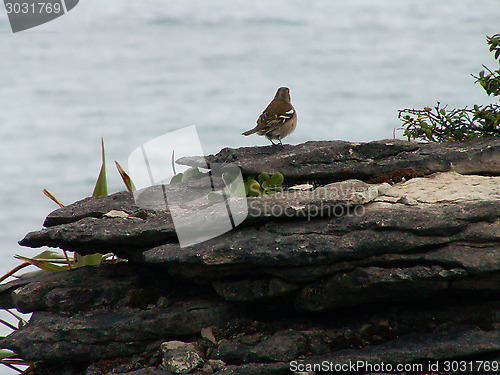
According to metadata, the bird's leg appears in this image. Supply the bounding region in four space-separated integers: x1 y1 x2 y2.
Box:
278 138 284 147
269 139 276 146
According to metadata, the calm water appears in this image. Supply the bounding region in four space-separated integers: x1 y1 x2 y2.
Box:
0 1 499 369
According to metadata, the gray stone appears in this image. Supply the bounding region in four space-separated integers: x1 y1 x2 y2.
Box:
177 138 500 179
113 368 168 375
303 326 500 371
6 262 138 313
161 341 204 373
1 300 235 361
295 265 461 312
18 179 386 257
212 278 299 302
210 362 289 375
207 360 226 372
249 330 307 363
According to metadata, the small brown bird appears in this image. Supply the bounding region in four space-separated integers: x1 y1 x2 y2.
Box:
242 87 297 145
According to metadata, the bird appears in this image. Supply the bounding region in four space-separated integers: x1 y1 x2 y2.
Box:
242 87 297 146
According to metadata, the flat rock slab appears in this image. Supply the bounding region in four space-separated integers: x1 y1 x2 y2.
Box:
19 179 387 256
301 326 500 373
1 300 235 361
383 171 500 203
143 200 500 267
178 137 500 180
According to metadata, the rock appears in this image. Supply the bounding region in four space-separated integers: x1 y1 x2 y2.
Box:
4 263 139 313
288 183 314 191
212 278 299 302
161 341 204 373
210 362 289 375
18 179 387 256
18 212 176 259
1 299 235 361
161 341 198 352
103 210 130 218
177 138 500 180
1 139 499 375
295 265 464 312
113 368 168 375
248 330 307 363
300 326 500 371
388 171 500 203
207 360 226 372
201 327 217 345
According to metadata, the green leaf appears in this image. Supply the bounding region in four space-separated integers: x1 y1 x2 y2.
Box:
170 173 183 184
182 167 199 182
257 173 270 185
92 138 108 198
75 253 103 268
31 250 67 261
0 350 16 360
270 172 284 186
425 128 433 140
14 254 68 272
207 192 224 203
222 172 238 185
247 179 261 197
84 139 107 268
171 150 177 175
116 161 136 192
43 189 64 208
229 179 246 197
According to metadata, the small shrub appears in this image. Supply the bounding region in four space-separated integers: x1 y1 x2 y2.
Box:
400 34 500 142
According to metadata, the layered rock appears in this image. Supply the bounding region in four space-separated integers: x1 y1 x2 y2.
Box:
1 138 499 375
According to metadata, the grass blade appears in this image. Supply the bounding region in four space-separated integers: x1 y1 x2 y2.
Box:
115 161 136 192
43 189 64 208
14 255 68 272
92 138 108 198
0 262 31 284
76 138 108 268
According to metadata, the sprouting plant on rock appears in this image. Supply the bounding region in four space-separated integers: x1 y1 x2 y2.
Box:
245 172 284 197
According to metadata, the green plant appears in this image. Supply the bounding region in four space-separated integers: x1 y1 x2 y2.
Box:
400 34 500 142
116 161 136 192
0 311 32 373
0 138 139 372
0 138 143 372
1 139 133 279
170 167 200 184
74 138 107 268
474 34 500 97
245 172 284 197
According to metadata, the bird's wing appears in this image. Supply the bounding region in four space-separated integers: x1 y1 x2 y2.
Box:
257 101 295 133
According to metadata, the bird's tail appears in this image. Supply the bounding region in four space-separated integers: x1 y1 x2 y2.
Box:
242 128 258 136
